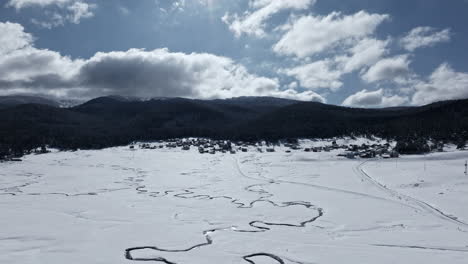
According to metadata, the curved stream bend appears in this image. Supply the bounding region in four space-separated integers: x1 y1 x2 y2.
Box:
125 202 323 263
125 157 323 263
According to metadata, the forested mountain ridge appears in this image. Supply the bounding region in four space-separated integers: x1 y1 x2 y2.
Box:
0 96 467 154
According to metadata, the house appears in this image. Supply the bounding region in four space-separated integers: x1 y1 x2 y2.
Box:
374 148 386 155
332 141 340 149
348 145 358 152
220 141 232 151
140 143 150 149
39 145 49 154
346 152 356 159
360 151 375 159
382 153 391 159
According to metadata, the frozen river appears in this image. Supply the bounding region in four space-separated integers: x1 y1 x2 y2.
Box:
1 143 468 263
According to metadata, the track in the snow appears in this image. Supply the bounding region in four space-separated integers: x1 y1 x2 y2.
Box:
356 161 468 228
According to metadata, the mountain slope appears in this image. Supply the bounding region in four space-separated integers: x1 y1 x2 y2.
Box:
240 99 468 139
0 96 467 151
0 95 60 109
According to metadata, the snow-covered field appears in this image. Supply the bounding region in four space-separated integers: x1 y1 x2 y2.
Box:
1 142 468 264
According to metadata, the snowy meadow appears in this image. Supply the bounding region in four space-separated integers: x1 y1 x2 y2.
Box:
1 140 468 264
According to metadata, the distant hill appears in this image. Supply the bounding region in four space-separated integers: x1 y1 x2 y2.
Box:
0 96 467 151
239 99 468 140
0 95 60 109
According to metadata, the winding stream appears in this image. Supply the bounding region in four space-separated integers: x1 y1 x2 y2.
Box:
124 157 324 263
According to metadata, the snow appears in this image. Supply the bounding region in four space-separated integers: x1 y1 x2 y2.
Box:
363 150 468 225
1 143 468 263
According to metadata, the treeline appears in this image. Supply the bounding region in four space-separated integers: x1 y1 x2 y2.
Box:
0 96 467 157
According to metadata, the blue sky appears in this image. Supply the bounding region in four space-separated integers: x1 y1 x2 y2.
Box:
0 0 467 107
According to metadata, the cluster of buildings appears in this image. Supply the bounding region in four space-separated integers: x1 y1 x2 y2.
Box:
134 139 400 159
139 139 237 154
337 142 400 159
0 145 49 162
137 138 280 154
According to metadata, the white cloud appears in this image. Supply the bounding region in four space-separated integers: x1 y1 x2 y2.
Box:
280 59 343 91
31 12 66 29
412 63 468 105
155 0 186 14
67 1 95 24
0 22 33 55
6 0 72 9
287 81 298 90
6 0 96 28
279 38 390 92
272 11 391 95
401 26 451 51
222 0 315 38
361 55 411 83
268 89 325 102
336 38 390 73
273 11 389 58
0 22 323 102
0 22 82 98
75 48 325 101
0 47 80 82
342 89 408 108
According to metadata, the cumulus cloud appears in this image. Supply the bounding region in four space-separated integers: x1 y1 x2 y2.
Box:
265 89 324 102
336 38 390 74
6 0 96 28
0 23 82 97
78 49 278 99
273 11 389 58
412 63 468 105
66 1 95 24
0 22 323 102
0 47 80 82
280 59 343 91
0 22 33 55
401 27 451 51
361 55 411 83
342 89 408 108
76 49 324 101
222 0 315 38
279 38 390 92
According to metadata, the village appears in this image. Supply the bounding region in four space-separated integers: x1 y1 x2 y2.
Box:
3 137 463 163
2 137 463 163
0 145 50 162
134 138 402 159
